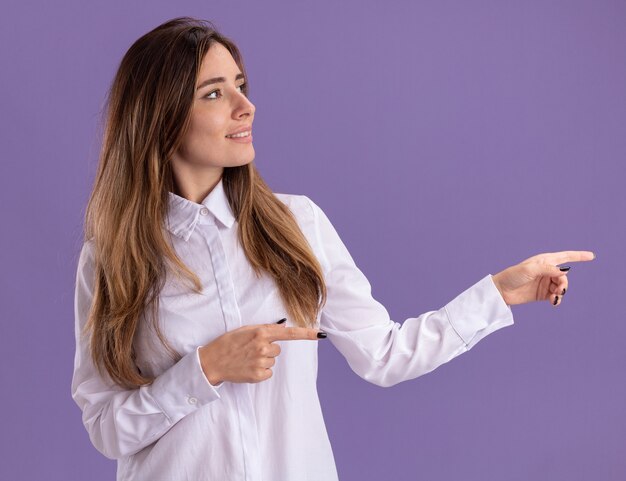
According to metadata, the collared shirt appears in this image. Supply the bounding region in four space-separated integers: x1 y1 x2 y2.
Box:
71 178 515 481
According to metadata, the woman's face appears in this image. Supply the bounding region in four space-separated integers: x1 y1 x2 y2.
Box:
172 42 256 178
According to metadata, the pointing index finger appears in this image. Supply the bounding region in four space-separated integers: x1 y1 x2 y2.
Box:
266 326 325 342
550 250 596 265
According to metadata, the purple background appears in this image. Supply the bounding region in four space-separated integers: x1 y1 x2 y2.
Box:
1 1 624 480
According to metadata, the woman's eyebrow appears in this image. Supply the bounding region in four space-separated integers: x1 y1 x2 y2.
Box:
196 73 245 90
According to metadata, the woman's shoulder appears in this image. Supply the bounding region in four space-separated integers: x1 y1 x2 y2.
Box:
74 237 97 274
272 192 325 242
273 191 316 218
272 191 334 233
79 237 96 257
271 191 340 276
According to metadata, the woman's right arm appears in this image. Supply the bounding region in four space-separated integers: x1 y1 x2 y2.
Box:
70 241 223 460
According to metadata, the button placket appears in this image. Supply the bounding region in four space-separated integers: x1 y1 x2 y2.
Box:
201 224 262 480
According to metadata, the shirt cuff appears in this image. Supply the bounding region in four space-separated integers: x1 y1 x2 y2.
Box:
147 346 222 422
444 274 514 350
195 346 224 389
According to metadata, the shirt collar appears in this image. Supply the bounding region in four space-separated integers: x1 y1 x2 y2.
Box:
166 178 236 241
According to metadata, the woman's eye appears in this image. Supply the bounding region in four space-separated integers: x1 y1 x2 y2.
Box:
205 83 246 100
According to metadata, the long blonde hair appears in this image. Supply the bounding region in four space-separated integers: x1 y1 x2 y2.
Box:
82 17 327 389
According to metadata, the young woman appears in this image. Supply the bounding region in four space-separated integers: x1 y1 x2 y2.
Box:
71 16 595 481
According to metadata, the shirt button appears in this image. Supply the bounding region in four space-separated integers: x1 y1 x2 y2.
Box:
187 396 198 405
199 208 209 216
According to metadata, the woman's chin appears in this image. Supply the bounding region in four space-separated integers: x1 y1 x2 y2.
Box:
233 153 255 166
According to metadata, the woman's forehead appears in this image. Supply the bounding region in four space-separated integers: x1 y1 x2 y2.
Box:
198 42 240 78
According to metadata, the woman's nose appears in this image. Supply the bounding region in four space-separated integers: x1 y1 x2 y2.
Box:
235 95 255 117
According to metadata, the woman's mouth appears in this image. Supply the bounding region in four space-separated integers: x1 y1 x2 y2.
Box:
225 130 252 143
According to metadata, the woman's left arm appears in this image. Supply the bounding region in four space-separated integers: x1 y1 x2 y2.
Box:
305 196 594 388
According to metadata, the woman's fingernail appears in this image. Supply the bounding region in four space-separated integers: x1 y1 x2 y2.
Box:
559 266 571 272
276 318 287 324
317 331 327 339
553 296 559 305
562 288 567 295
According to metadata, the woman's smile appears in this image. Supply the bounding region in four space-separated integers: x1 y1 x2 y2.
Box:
225 128 253 143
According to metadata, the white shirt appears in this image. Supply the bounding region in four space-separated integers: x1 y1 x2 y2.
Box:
72 178 515 481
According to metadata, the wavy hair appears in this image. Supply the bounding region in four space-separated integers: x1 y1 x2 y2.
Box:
82 17 327 389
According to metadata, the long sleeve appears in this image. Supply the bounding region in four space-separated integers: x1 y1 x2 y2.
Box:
307 197 515 388
70 240 223 460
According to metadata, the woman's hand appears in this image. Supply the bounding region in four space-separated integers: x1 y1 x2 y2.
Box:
491 250 596 306
198 320 326 385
